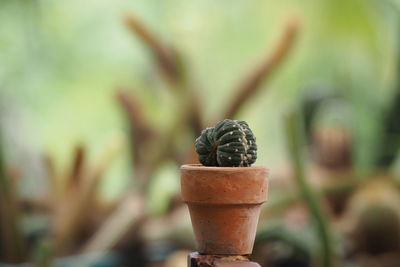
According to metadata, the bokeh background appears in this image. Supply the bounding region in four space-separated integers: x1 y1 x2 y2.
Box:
1 0 400 266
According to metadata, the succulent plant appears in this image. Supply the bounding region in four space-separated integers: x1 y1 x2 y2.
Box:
195 119 257 167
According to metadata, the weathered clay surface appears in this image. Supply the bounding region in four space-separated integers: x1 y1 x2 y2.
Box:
181 165 269 255
188 252 260 267
214 261 261 267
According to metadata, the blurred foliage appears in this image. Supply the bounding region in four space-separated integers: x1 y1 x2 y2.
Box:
1 0 400 266
1 0 398 186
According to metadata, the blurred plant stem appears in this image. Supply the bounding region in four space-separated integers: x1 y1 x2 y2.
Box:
374 19 400 170
124 13 183 87
285 111 335 267
223 18 299 119
51 138 122 255
0 132 26 262
0 132 8 196
262 174 360 219
32 239 54 267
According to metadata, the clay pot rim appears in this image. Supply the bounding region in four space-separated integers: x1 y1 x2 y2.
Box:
181 164 269 173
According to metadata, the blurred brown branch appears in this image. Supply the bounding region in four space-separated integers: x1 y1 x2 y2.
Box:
116 90 157 171
42 154 59 202
222 18 299 119
123 12 203 134
188 91 204 135
0 138 26 263
124 13 182 86
66 144 86 191
50 139 121 255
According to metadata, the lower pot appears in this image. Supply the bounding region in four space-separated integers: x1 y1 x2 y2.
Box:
180 164 268 255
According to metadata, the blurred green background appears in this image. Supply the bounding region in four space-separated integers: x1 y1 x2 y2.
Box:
1 0 400 266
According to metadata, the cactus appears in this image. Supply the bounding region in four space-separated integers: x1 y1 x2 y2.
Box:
195 119 257 167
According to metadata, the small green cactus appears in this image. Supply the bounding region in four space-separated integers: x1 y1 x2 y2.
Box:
195 119 257 167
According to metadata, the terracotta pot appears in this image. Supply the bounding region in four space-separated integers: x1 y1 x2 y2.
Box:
180 164 269 255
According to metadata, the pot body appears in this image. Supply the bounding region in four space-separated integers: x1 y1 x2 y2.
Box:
180 164 268 255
